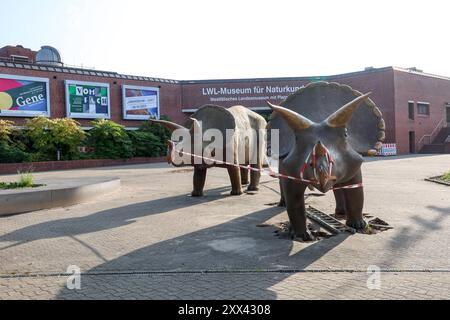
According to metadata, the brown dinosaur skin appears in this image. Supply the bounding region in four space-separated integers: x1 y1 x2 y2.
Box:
152 105 266 197
278 126 365 241
268 94 372 241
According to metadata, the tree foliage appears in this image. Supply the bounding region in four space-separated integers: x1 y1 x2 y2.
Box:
87 119 133 159
24 117 86 160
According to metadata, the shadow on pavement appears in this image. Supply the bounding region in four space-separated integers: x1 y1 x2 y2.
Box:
0 186 230 251
54 202 350 299
388 205 450 251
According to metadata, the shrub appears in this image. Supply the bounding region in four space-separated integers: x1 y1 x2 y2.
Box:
0 120 29 163
87 119 133 159
25 117 85 160
138 115 172 156
0 120 14 144
0 116 176 163
442 171 450 182
139 115 172 142
0 142 29 163
128 130 164 157
51 118 86 159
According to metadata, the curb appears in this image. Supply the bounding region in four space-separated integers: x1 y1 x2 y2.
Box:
0 177 121 216
425 176 450 186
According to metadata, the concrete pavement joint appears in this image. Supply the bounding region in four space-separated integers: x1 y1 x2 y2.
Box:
2 268 450 279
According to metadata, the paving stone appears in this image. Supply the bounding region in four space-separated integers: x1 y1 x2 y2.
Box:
1 156 450 299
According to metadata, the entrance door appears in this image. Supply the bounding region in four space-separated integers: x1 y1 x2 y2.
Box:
409 131 416 153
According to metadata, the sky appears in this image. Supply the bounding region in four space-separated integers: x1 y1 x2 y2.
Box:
1 0 449 80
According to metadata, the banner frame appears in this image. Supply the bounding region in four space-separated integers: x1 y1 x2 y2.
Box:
65 80 111 119
0 73 50 118
122 84 160 120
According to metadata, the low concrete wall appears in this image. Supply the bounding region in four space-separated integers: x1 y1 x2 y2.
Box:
444 142 450 153
0 177 121 216
0 157 166 175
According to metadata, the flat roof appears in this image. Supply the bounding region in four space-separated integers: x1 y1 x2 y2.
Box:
1 61 449 85
0 60 180 84
180 67 395 84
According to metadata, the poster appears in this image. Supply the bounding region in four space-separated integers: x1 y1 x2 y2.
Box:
65 80 110 119
0 74 50 117
122 85 160 120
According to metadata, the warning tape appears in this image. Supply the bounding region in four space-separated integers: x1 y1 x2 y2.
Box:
169 147 363 192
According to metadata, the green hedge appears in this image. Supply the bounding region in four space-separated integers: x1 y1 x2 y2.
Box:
0 116 173 163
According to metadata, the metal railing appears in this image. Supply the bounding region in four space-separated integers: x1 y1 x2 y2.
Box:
418 118 447 151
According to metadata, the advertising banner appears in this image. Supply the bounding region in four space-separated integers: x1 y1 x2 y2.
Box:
0 74 50 117
65 80 110 119
122 85 160 120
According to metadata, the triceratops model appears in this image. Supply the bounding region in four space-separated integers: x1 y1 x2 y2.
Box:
267 82 385 241
152 105 267 197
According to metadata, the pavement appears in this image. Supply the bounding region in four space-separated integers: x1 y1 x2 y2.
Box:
0 154 449 300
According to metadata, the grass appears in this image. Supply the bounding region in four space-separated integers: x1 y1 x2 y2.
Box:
0 171 44 190
442 171 450 182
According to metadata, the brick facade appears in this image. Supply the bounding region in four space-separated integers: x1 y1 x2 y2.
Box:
1 45 449 154
393 70 450 154
0 45 36 63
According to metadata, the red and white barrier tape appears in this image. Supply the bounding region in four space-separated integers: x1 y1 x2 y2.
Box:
169 148 363 192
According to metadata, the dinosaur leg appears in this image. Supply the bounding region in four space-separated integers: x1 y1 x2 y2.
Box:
247 168 261 191
227 166 243 196
248 148 262 192
192 167 207 197
282 179 315 241
343 170 366 230
240 168 249 185
278 179 286 207
333 189 347 218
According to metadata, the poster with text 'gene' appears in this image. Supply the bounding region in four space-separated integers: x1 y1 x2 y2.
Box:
0 74 50 117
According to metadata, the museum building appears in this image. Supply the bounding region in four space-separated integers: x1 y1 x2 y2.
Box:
1 45 449 155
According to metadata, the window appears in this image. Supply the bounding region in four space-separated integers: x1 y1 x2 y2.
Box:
417 102 430 116
10 55 29 63
408 102 415 120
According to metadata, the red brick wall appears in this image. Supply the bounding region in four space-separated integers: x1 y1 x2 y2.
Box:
0 46 36 63
0 157 166 175
3 64 450 155
0 66 187 127
327 69 396 144
393 70 450 154
181 68 397 144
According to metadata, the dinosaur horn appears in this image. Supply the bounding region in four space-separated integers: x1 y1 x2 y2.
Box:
314 141 327 157
267 101 314 131
325 92 372 128
190 117 202 134
149 119 186 132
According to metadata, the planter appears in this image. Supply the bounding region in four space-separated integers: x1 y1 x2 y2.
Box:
0 157 166 175
0 177 121 216
425 176 450 186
